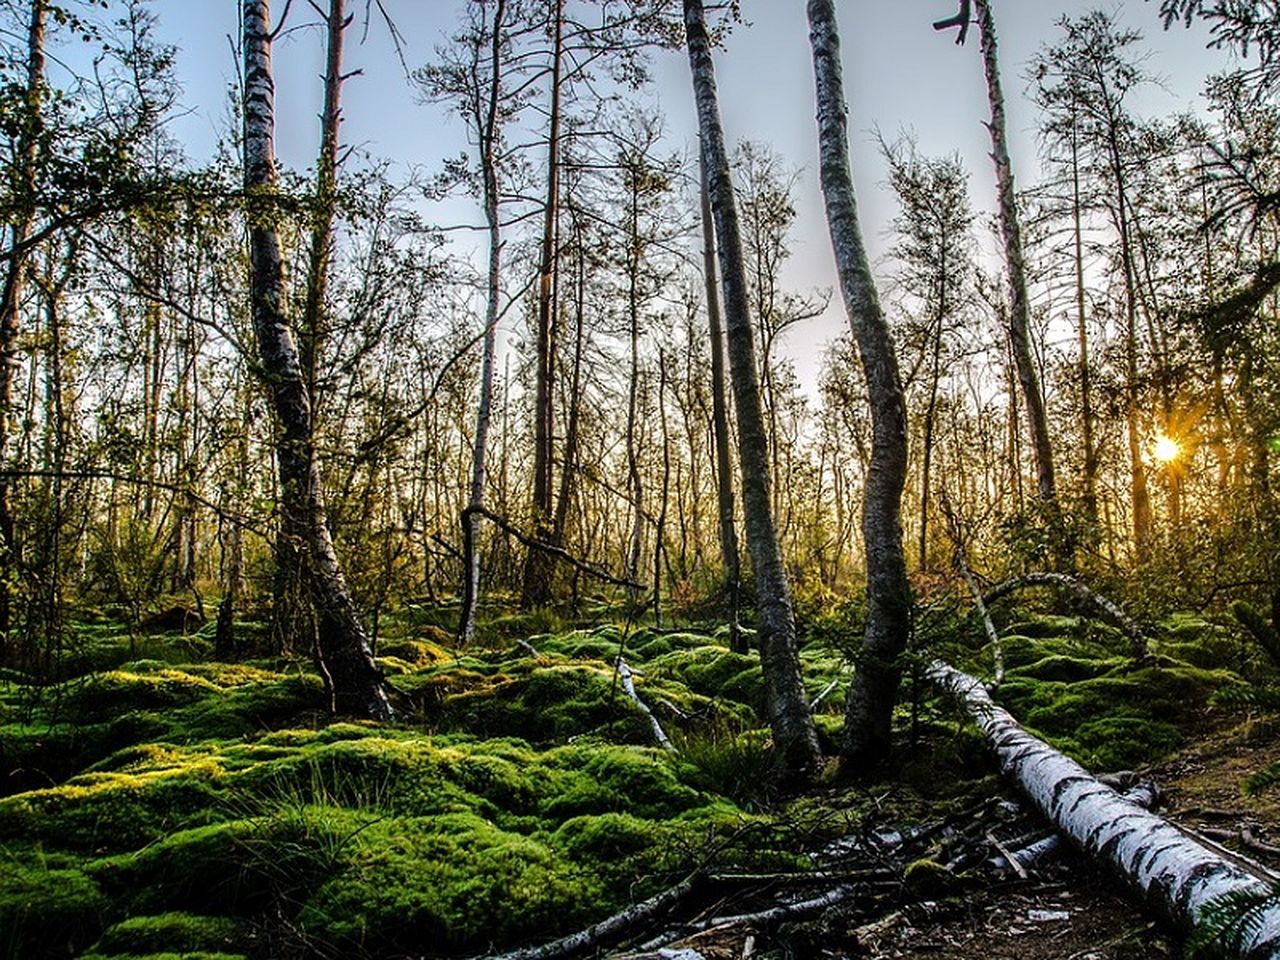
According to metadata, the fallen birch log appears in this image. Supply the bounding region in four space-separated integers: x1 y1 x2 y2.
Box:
928 659 1280 958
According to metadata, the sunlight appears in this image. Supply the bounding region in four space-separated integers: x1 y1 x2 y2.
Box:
1153 434 1181 464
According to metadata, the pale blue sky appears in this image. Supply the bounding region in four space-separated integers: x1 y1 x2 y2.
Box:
151 1 1234 388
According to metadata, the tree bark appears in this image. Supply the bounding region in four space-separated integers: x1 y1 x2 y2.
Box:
685 0 820 784
521 0 565 609
974 0 1058 507
930 659 1280 958
983 570 1147 659
699 170 743 653
0 0 46 654
242 0 391 720
806 0 912 768
458 0 507 648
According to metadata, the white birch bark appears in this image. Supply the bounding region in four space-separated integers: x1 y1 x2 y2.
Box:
243 0 392 720
930 659 1280 958
806 0 912 766
684 0 820 783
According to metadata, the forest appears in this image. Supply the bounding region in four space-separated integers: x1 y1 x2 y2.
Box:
4 0 1280 957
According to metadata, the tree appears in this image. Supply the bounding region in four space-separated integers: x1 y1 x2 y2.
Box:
699 161 743 651
419 0 522 646
241 0 392 720
807 0 912 768
1033 12 1159 562
0 0 45 649
939 0 1059 510
684 0 821 784
882 138 975 572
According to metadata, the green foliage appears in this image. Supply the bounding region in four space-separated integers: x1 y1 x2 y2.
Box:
1183 886 1280 959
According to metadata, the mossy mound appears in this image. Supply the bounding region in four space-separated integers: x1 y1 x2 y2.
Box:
0 858 106 956
89 913 243 956
997 633 1236 770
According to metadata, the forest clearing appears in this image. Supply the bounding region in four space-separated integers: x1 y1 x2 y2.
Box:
3 0 1280 957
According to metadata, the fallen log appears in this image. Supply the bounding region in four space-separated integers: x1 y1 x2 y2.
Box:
982 572 1147 659
929 659 1280 958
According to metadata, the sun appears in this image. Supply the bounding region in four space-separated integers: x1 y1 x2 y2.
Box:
1153 434 1181 464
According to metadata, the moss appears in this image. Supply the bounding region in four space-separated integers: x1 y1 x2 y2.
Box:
91 913 243 955
541 745 702 820
1008 654 1123 683
648 647 764 713
59 670 224 721
903 858 962 897
375 638 451 667
0 759 226 851
0 858 106 956
297 813 597 954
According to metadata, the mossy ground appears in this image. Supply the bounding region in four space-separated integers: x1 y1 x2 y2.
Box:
0 603 1258 958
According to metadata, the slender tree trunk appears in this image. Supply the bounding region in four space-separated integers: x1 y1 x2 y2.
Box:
625 181 644 595
655 347 671 628
700 170 743 652
685 0 821 784
551 219 585 553
457 0 507 647
0 0 46 655
521 0 564 609
807 0 912 769
1070 105 1099 531
918 280 946 573
242 0 391 720
974 0 1057 507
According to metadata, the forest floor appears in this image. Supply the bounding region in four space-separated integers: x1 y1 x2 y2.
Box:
0 599 1277 959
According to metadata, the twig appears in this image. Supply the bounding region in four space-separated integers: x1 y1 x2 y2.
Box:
983 572 1148 660
463 505 647 591
618 658 676 753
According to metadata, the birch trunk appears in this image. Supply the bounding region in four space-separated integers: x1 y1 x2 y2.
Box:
0 0 45 651
242 0 392 720
806 0 912 767
684 0 821 783
521 0 564 609
974 0 1058 506
457 0 507 648
700 170 743 653
930 659 1280 958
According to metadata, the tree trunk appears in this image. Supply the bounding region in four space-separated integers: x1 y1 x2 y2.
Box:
458 0 507 647
807 0 912 768
1070 103 1099 531
930 659 1280 959
242 0 391 720
700 170 743 653
974 0 1057 507
521 0 564 609
0 0 46 655
685 0 821 784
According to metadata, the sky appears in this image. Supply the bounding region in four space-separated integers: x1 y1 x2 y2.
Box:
147 1 1238 393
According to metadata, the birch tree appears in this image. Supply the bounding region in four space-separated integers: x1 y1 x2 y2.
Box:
684 0 821 783
807 0 913 768
242 0 392 720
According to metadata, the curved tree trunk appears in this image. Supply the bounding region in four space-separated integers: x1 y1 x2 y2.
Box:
684 0 821 784
930 659 1280 958
974 0 1057 507
700 172 743 653
806 0 912 768
242 0 391 721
